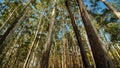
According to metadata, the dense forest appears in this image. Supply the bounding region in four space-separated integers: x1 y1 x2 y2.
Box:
0 0 120 68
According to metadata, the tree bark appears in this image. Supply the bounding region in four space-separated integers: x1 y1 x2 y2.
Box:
0 7 30 67
40 0 56 68
102 0 120 19
0 4 21 31
22 16 42 68
65 1 91 68
0 0 31 53
76 0 115 68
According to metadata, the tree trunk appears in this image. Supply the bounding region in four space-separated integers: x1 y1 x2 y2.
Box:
65 1 91 68
76 0 115 68
0 0 31 53
0 4 21 31
22 16 42 68
0 7 30 67
102 0 120 19
40 0 56 68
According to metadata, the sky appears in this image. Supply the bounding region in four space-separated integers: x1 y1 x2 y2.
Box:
0 0 119 41
0 0 107 10
0 0 4 3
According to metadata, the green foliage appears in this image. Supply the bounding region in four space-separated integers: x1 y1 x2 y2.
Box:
106 22 120 42
0 0 120 67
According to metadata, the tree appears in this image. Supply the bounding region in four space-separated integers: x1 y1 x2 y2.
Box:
40 0 57 67
76 0 115 68
0 0 31 53
65 0 91 68
22 16 42 68
102 0 120 19
0 4 21 31
0 0 120 68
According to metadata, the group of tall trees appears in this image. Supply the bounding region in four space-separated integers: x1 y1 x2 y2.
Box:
0 0 120 68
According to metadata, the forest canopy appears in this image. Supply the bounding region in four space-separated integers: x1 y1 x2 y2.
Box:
0 0 120 68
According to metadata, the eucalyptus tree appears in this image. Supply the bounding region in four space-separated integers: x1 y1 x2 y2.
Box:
65 0 91 68
89 2 120 62
0 0 32 54
0 0 120 68
0 8 31 68
76 0 115 68
0 4 21 31
40 0 57 68
23 15 43 68
102 0 120 19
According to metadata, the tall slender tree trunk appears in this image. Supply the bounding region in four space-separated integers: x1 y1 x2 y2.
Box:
5 29 22 68
62 37 67 68
76 0 115 68
22 16 42 68
63 37 69 68
0 4 21 31
40 0 56 68
71 40 80 68
0 7 30 67
0 0 31 53
102 0 120 19
65 1 91 68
